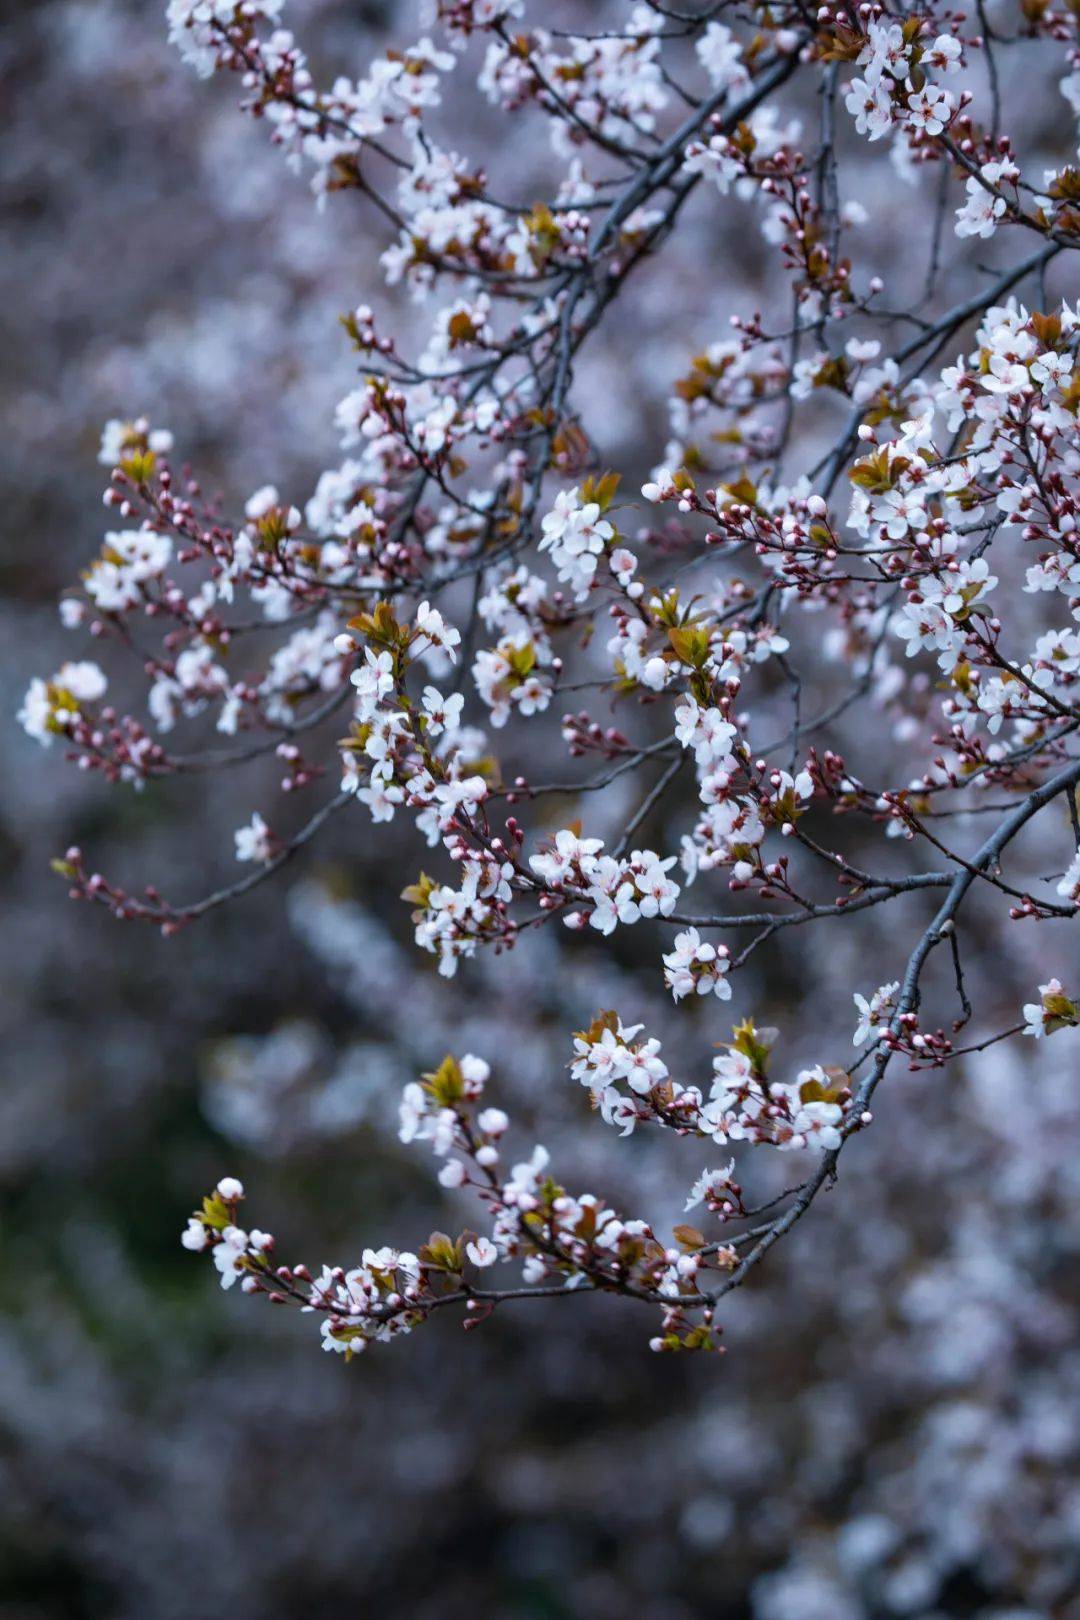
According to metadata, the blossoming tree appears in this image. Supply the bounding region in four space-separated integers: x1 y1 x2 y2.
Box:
21 0 1080 1358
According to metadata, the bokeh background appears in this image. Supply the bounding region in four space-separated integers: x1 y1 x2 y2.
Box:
3 3 1078 1617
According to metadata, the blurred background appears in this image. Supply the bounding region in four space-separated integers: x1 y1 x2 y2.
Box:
2 3 1078 1617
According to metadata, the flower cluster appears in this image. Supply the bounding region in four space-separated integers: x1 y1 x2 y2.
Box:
529 831 680 936
569 1014 855 1151
183 1054 728 1354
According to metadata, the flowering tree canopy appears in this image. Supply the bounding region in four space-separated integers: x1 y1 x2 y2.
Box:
22 0 1080 1359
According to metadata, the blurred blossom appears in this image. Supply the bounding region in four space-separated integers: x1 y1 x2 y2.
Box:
4 0 1079 1616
